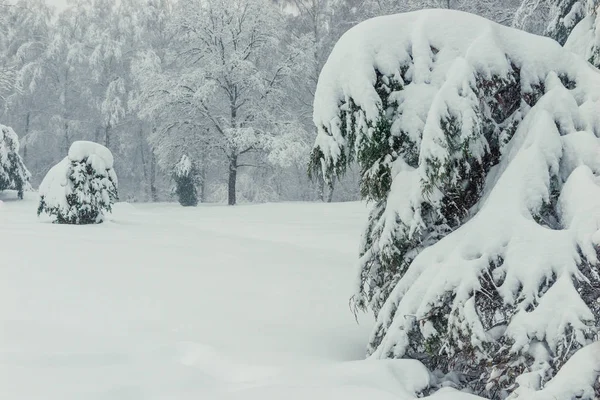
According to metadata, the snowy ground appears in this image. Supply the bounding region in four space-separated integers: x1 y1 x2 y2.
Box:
0 192 475 400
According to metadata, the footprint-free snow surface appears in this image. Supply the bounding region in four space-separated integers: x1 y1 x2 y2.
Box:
0 192 480 400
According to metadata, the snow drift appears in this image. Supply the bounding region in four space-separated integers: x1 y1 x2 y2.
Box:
38 141 118 224
310 9 600 398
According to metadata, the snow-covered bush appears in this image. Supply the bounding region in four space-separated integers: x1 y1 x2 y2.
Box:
310 9 600 398
173 155 199 207
0 124 31 199
38 141 118 224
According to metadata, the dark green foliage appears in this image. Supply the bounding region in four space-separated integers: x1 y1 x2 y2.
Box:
173 155 199 207
347 66 532 317
174 173 199 207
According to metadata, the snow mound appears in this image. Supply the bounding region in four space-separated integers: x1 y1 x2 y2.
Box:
213 359 433 400
38 157 70 210
311 9 600 398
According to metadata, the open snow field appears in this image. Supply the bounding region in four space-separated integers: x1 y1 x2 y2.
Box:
0 192 478 400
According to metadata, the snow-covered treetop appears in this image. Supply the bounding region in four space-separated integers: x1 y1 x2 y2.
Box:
311 8 600 397
174 154 192 178
0 124 21 156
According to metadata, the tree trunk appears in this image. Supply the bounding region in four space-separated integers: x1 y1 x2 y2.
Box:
150 152 158 202
228 155 237 206
62 69 70 154
63 122 70 154
105 125 111 149
23 112 30 162
199 163 206 203
327 180 335 203
317 173 326 202
138 128 150 200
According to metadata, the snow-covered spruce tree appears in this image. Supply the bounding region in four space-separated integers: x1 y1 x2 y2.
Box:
546 0 596 45
545 0 596 44
173 155 199 206
560 1 600 67
0 124 31 199
310 9 600 398
38 141 118 224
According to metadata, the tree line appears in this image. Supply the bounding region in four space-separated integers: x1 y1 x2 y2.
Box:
0 0 553 205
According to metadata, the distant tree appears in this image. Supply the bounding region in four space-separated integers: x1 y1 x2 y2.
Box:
512 0 553 34
173 154 199 206
134 0 303 206
129 0 174 202
38 141 118 224
0 124 31 198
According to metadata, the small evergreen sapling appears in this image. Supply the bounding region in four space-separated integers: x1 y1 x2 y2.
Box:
173 155 199 207
38 141 118 224
0 124 32 199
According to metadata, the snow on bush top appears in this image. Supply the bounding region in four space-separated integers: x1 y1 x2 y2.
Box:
311 9 600 398
68 140 114 169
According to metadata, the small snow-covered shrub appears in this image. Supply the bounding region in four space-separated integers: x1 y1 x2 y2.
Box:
311 9 600 399
0 124 31 199
38 141 118 224
173 155 199 206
